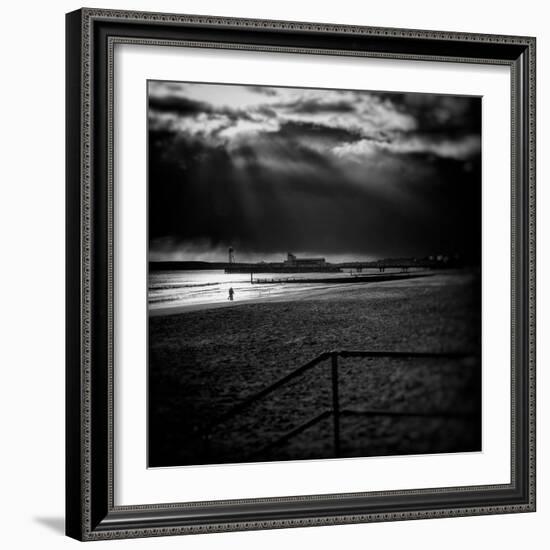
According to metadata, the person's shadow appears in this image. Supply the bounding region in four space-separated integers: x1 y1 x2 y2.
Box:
34 516 65 535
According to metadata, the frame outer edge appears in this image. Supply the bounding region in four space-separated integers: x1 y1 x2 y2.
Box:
527 36 536 512
81 6 534 44
65 8 85 542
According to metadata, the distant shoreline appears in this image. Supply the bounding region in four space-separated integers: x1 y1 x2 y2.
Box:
149 258 468 272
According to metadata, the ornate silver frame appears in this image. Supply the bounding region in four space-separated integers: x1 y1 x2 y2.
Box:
66 8 536 541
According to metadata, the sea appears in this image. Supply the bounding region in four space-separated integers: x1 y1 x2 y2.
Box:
148 268 399 311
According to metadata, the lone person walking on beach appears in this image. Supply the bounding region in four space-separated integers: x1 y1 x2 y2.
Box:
228 287 234 301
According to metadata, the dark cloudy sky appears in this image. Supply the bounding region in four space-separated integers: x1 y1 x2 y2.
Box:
148 81 481 263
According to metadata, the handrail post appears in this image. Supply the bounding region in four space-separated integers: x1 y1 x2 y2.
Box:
331 352 341 457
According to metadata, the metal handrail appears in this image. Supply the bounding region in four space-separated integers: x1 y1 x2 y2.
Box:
198 349 480 458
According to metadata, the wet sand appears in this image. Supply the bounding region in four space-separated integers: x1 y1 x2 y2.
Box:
149 272 432 316
148 270 481 467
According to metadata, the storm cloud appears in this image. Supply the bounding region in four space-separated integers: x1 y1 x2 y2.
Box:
148 81 481 262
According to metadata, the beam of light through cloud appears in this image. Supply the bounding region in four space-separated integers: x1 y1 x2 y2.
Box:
148 81 482 262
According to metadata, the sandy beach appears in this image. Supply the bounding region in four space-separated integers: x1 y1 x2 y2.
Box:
148 270 481 467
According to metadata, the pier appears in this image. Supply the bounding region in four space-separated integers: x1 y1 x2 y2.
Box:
251 272 428 285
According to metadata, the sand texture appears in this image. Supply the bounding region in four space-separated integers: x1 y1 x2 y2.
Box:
148 270 481 467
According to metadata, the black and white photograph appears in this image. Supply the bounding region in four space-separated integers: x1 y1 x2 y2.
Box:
147 80 482 468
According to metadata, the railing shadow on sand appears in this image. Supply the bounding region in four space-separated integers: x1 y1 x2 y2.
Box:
193 350 481 461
